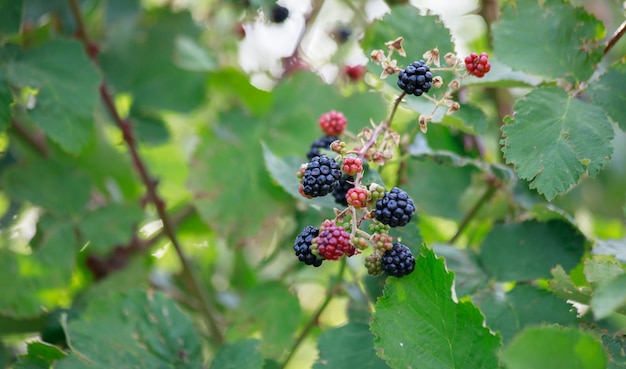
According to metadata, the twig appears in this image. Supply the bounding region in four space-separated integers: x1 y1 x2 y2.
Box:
9 118 49 157
68 0 224 345
448 180 498 244
279 258 347 369
604 20 626 56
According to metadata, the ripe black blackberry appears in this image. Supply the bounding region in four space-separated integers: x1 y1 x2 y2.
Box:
381 243 415 277
294 226 324 267
331 175 354 206
307 136 339 160
301 155 342 198
270 4 289 23
397 60 433 96
374 187 415 227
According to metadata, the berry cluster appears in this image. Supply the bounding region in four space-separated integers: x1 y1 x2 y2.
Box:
294 110 417 278
397 60 433 96
464 52 491 78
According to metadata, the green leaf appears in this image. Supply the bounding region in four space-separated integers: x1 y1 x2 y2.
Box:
129 105 170 145
0 78 12 131
313 322 389 369
603 333 626 369
592 238 626 263
589 60 626 131
492 0 604 83
501 86 613 200
174 35 217 72
99 9 206 112
440 103 488 135
584 256 625 284
479 220 586 281
362 5 455 63
209 339 263 369
590 273 626 319
2 39 100 153
56 289 203 368
0 0 23 38
226 282 301 358
371 247 500 369
501 326 607 369
432 243 489 297
261 143 337 209
3 158 92 216
14 341 67 369
473 284 577 344
0 220 76 318
550 265 591 304
78 203 144 255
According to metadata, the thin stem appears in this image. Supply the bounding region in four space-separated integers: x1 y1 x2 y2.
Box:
448 181 498 244
604 20 626 56
279 258 347 369
9 118 49 157
68 0 224 345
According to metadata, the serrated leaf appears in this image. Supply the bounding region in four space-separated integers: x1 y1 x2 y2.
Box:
501 86 613 200
209 339 263 369
432 243 489 297
313 323 389 369
14 341 67 369
589 60 626 131
371 247 500 369
0 221 76 318
3 158 92 216
584 256 625 284
473 284 577 344
591 274 626 319
56 289 203 368
99 9 206 112
479 220 586 281
501 326 607 369
603 333 626 369
492 0 604 82
226 282 301 358
550 265 591 304
261 143 338 209
78 203 143 254
2 39 100 153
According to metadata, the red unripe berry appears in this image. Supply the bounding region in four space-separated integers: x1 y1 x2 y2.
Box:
346 187 369 208
344 65 366 81
464 52 491 78
313 220 356 260
342 157 363 176
318 110 348 136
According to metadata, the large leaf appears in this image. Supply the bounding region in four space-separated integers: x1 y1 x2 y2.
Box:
14 341 67 369
3 158 92 216
99 8 206 112
1 40 100 153
501 326 607 369
588 60 626 131
479 220 586 281
371 247 500 369
501 86 613 200
226 282 301 358
473 284 577 344
78 203 144 255
0 221 76 318
492 0 604 83
0 77 12 131
0 0 23 39
432 243 489 297
313 323 389 369
56 289 203 368
590 273 626 320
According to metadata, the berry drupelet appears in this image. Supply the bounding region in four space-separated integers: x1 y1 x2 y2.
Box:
397 60 433 96
374 187 416 227
381 243 415 277
294 226 324 267
307 136 339 160
331 175 354 206
301 155 342 198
